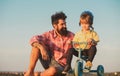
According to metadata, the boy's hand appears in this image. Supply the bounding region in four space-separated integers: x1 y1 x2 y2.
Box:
87 38 96 48
73 43 80 48
87 38 92 45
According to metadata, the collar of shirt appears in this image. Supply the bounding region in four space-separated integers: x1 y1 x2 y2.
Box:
80 29 93 34
53 29 59 38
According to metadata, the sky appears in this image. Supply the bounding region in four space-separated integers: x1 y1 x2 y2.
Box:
0 0 120 73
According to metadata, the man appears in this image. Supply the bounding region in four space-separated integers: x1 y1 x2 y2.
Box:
24 11 74 76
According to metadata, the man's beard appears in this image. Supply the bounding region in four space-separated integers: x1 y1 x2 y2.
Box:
58 28 68 36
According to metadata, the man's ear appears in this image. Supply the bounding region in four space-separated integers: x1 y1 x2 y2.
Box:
53 24 57 29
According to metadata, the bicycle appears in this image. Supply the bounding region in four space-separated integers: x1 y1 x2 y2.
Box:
66 41 104 76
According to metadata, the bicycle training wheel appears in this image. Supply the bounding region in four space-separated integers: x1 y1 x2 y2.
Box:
97 65 104 76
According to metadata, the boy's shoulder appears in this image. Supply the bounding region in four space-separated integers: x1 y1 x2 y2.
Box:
90 30 98 34
75 30 82 35
90 30 99 37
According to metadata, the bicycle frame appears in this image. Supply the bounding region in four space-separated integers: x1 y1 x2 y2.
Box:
71 41 104 76
72 42 88 76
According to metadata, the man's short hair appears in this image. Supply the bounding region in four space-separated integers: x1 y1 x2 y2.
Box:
51 12 67 25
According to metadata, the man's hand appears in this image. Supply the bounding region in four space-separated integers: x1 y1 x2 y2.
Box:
40 48 50 60
33 42 50 60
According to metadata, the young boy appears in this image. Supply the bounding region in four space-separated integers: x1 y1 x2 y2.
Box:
62 11 100 74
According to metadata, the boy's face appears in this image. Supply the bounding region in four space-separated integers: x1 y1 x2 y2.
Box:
81 23 90 30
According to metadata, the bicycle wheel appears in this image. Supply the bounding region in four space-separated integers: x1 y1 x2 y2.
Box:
97 65 104 76
74 60 83 76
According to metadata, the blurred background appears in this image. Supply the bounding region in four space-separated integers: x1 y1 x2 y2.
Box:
0 0 120 73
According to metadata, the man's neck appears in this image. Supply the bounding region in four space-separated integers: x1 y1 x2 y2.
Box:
54 29 66 37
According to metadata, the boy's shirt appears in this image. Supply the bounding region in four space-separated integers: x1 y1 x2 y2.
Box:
73 30 99 49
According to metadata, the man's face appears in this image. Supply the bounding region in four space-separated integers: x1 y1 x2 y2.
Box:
54 19 68 36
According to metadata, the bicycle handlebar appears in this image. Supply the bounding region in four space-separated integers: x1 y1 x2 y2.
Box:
72 41 88 51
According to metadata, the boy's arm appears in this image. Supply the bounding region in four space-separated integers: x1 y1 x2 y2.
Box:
87 38 98 49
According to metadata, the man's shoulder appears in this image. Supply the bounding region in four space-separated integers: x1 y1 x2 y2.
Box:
67 30 75 37
68 30 74 34
43 30 54 34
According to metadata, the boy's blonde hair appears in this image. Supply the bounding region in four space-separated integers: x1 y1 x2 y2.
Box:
79 11 94 30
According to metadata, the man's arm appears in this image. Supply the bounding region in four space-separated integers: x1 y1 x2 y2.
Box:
33 42 50 60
